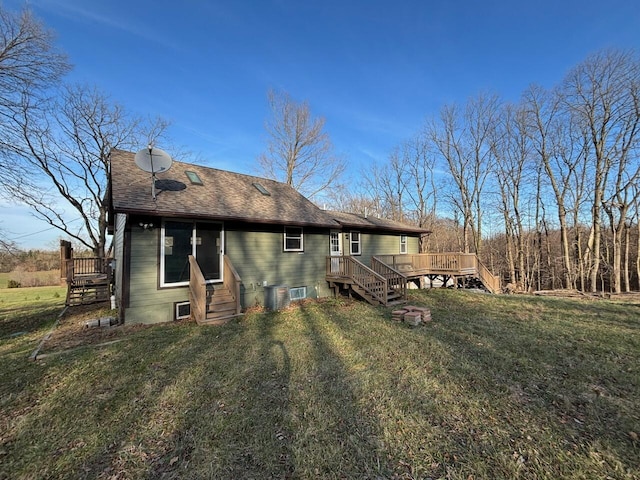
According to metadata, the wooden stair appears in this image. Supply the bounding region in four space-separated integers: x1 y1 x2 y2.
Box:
327 256 408 307
66 277 110 306
351 284 406 306
196 285 243 326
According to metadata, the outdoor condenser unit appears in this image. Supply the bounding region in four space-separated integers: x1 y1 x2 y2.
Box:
264 285 290 311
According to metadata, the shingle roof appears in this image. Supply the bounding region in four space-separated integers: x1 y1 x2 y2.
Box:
326 211 429 234
109 149 428 234
110 149 338 227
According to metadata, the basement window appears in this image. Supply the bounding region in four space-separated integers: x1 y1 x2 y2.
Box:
253 182 270 196
290 286 307 301
185 171 203 185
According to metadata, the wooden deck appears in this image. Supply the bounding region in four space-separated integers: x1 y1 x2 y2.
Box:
65 257 113 306
373 253 501 293
326 253 501 303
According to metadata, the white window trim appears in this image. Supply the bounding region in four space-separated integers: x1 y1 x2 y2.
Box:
284 226 304 252
290 286 307 301
400 235 408 254
349 231 361 255
160 219 224 287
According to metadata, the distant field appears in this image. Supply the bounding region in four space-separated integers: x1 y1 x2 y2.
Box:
0 270 61 288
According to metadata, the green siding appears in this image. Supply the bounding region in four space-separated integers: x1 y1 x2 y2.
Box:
126 227 190 324
225 225 331 308
344 231 420 266
118 218 422 324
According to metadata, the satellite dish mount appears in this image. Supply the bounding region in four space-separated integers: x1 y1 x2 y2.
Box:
134 145 173 200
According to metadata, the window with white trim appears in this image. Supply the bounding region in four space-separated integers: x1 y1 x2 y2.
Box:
161 220 223 286
289 286 307 301
284 226 303 252
400 235 408 254
349 231 361 255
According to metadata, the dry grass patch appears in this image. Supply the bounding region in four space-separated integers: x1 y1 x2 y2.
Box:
0 291 638 479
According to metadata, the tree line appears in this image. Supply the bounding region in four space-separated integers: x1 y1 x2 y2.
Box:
1 6 638 294
339 49 640 294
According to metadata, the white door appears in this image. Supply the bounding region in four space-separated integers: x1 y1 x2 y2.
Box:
330 231 342 274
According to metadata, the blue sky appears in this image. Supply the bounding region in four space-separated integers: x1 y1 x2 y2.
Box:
2 0 639 249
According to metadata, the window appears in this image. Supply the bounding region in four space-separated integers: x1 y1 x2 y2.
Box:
252 182 270 196
349 231 361 255
161 220 223 286
400 235 408 254
284 226 303 252
185 171 203 185
175 301 191 320
289 286 307 301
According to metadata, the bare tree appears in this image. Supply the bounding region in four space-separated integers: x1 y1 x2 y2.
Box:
524 85 588 289
493 102 535 290
0 5 69 176
562 49 640 292
7 84 169 258
429 93 500 254
258 89 344 199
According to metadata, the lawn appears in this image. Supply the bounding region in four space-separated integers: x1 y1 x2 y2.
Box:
0 289 638 479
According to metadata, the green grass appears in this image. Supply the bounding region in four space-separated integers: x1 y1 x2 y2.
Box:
1 290 638 479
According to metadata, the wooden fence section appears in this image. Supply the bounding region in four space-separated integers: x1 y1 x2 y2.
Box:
374 253 501 293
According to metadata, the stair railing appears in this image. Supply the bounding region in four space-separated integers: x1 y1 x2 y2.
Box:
371 257 407 300
188 255 206 322
223 256 242 315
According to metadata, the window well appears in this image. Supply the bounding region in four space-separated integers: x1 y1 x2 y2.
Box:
185 170 203 185
253 182 270 196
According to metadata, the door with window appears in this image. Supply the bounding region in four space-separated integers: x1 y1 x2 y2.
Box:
161 220 223 287
329 230 342 274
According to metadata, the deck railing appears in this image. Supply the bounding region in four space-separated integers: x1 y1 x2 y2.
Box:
476 258 501 293
371 257 407 300
65 257 112 283
374 253 501 293
223 256 242 316
326 256 388 305
188 255 207 323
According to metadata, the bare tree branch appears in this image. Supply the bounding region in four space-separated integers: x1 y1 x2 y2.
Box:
258 89 345 200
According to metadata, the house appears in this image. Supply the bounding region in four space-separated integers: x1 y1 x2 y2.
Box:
108 149 427 325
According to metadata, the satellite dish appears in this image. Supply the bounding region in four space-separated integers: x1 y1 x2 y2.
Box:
134 146 173 200
134 146 173 173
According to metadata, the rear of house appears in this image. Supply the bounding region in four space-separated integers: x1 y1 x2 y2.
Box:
108 149 425 324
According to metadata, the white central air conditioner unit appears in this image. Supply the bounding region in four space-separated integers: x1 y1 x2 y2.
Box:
264 285 290 310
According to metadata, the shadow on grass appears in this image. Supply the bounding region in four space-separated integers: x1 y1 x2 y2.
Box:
294 301 390 478
407 289 640 477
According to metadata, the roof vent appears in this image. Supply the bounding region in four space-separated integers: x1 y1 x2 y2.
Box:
253 182 270 196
